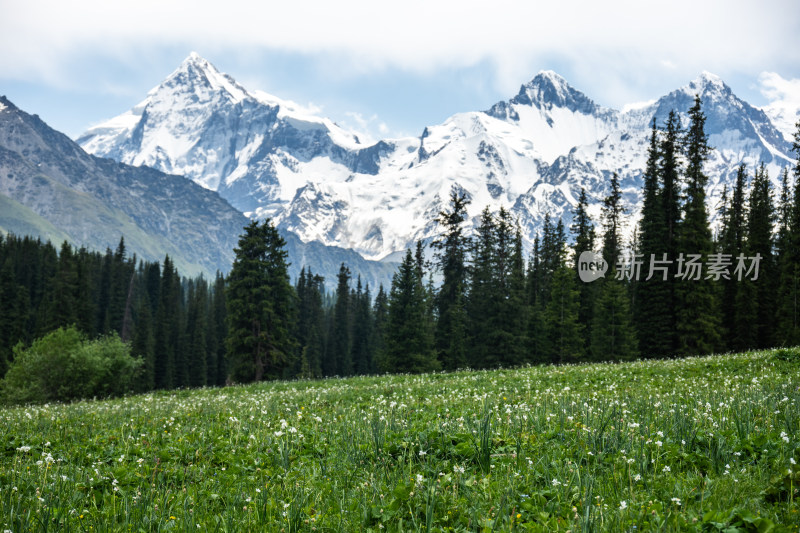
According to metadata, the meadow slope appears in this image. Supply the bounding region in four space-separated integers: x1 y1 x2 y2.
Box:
1 349 799 531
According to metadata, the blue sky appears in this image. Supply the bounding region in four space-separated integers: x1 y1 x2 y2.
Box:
2 0 799 141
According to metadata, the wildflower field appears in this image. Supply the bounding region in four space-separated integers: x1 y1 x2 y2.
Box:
2 349 799 532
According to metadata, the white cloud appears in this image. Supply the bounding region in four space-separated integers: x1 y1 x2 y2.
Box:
759 72 800 107
759 72 800 140
3 0 798 101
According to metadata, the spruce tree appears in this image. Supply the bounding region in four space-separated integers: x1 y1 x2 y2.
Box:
746 162 775 348
543 263 584 364
372 285 389 373
571 188 597 351
154 256 179 388
635 117 673 357
384 249 438 373
211 272 228 385
186 277 209 387
330 264 352 376
226 220 296 382
351 278 373 375
776 121 800 345
675 96 721 356
466 208 497 368
431 190 470 370
719 164 748 350
591 173 638 361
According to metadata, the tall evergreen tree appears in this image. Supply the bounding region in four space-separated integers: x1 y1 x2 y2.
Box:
571 188 597 351
384 249 438 373
351 278 373 375
154 255 180 388
466 207 497 368
635 117 674 357
186 277 209 387
210 272 228 385
329 264 352 376
372 285 389 373
719 164 748 350
776 121 800 345
746 162 776 349
675 96 721 356
591 173 638 361
543 263 584 364
225 220 296 382
431 190 470 370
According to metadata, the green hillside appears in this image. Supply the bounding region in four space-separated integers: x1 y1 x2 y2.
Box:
2 349 798 531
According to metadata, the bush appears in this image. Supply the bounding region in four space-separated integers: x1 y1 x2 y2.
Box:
773 346 800 362
1 326 142 404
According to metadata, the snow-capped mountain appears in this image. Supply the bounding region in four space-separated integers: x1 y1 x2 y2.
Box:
79 55 796 261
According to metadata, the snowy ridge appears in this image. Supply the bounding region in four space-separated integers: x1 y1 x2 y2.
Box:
79 56 797 261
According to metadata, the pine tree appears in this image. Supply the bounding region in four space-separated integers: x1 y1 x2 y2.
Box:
329 264 352 376
372 285 389 373
466 208 496 368
526 235 547 363
132 289 156 392
746 162 776 348
543 264 584 364
776 121 800 345
431 190 470 370
225 220 296 383
210 272 228 385
591 173 638 361
571 188 597 351
601 175 625 269
154 256 179 388
351 278 373 375
719 164 748 350
384 249 438 373
635 117 673 357
186 277 209 387
675 96 721 356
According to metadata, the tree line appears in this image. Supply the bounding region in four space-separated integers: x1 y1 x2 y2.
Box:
1 98 798 392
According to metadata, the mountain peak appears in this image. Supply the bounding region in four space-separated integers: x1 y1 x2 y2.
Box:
159 53 250 104
684 71 732 99
506 70 608 117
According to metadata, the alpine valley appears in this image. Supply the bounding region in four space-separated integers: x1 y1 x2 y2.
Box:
78 54 796 267
2 53 796 286
0 95 395 286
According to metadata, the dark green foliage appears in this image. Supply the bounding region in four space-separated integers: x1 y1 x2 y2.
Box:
372 284 389 372
675 96 721 356
775 121 800 346
590 173 638 361
1 325 141 404
719 164 749 349
225 220 296 382
432 190 470 370
590 277 638 361
295 267 326 379
543 264 584 364
635 120 672 357
571 187 597 351
186 277 209 387
329 263 352 376
384 249 438 373
746 163 776 349
351 277 373 375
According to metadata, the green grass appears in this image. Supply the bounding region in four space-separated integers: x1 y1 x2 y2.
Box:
1 349 799 532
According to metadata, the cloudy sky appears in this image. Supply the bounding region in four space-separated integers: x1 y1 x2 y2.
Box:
2 0 799 141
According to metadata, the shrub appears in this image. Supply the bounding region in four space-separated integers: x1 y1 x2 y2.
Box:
1 326 141 404
773 346 800 362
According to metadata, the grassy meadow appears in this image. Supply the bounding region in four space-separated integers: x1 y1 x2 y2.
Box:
1 349 799 532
